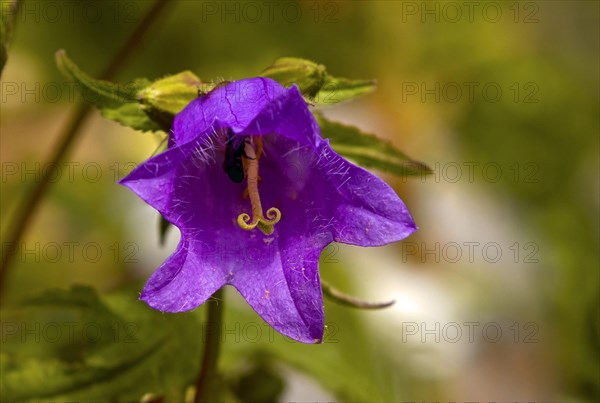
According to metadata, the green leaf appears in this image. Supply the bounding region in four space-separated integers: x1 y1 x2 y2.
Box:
138 71 203 130
261 57 374 105
55 51 204 133
230 362 284 403
55 50 140 103
1 284 203 401
314 75 376 106
55 50 161 132
315 113 431 178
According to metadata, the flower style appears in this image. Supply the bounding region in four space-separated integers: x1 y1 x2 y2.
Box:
120 78 417 343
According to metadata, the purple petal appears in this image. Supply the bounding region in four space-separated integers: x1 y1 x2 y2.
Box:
317 143 418 246
230 233 327 343
140 239 227 312
172 78 318 147
168 133 329 342
119 134 212 224
237 85 321 148
259 135 417 247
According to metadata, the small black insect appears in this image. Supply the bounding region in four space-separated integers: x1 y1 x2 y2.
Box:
223 131 246 183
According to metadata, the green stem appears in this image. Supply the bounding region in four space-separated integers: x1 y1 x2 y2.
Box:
0 0 22 77
0 0 172 296
195 288 225 403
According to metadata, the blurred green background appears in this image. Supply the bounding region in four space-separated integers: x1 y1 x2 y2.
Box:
1 0 598 401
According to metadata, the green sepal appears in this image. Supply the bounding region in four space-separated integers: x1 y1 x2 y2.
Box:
260 57 327 98
261 57 375 105
138 71 203 130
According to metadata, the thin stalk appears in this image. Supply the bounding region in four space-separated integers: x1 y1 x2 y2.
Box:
322 280 395 309
0 0 172 296
194 288 225 403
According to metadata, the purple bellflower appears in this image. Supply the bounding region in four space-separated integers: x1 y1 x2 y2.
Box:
120 78 416 343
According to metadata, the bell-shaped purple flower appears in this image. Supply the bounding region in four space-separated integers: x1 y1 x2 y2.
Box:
120 78 416 343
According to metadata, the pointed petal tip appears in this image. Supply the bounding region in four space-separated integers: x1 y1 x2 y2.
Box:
407 221 419 235
117 175 130 186
305 324 325 344
391 220 418 244
139 288 198 313
282 324 324 344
